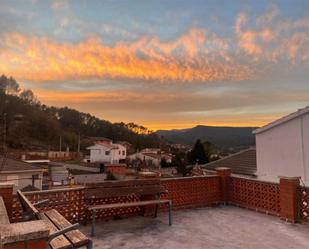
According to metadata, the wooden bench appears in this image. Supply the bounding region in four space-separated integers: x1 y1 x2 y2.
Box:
17 190 92 249
0 196 10 225
86 179 172 236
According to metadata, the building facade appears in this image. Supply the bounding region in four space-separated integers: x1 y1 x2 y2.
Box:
127 150 172 168
254 106 309 185
87 141 127 164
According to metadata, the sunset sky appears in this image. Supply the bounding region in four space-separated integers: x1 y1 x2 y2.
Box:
0 0 308 131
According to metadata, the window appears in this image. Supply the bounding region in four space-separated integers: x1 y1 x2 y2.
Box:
119 150 121 155
122 150 125 156
105 151 110 156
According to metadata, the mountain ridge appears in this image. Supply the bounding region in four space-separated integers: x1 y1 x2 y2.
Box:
156 125 258 148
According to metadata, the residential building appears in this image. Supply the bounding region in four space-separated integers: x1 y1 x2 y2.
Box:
202 148 257 176
87 141 127 164
0 156 46 192
254 106 309 185
127 150 172 168
48 162 69 185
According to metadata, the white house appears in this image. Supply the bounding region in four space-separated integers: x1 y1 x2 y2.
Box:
87 141 127 164
127 150 172 168
254 106 309 185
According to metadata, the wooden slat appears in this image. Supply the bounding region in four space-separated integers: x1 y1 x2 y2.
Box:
86 185 162 198
41 213 72 249
17 190 40 219
89 199 170 210
87 179 160 188
0 197 10 224
45 209 89 248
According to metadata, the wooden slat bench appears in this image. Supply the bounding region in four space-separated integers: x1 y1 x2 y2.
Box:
17 190 92 249
86 179 172 236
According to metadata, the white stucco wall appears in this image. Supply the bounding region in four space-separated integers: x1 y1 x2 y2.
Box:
256 112 309 185
89 146 112 163
89 144 126 163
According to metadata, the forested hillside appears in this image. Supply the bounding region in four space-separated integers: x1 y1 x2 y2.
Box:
157 125 257 149
0 75 162 151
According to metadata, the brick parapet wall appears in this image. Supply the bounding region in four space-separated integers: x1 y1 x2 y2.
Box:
0 183 14 222
3 173 306 249
228 176 281 216
279 177 300 223
11 187 86 223
7 173 305 226
161 176 221 210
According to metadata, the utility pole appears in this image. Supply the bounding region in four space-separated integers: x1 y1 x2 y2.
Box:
77 132 80 153
3 113 6 153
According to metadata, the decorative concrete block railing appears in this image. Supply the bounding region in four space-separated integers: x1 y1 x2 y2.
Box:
11 187 86 223
299 186 309 224
2 169 307 249
228 176 280 216
160 176 221 210
4 169 307 226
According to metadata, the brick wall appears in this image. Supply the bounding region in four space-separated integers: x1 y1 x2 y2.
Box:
0 183 13 222
8 172 304 225
161 176 221 210
11 187 85 223
3 239 46 249
228 177 280 216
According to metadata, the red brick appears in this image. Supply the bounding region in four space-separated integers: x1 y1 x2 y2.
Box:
3 241 25 249
27 239 47 249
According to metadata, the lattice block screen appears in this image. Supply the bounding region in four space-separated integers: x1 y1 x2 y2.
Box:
86 195 141 221
228 177 280 215
161 176 221 210
300 187 309 224
12 188 85 223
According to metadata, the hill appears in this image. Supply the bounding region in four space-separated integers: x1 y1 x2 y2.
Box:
156 125 257 148
0 75 161 151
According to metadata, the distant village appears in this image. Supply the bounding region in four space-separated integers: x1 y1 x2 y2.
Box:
1 106 309 192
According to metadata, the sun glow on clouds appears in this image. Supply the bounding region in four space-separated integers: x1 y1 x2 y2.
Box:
0 2 308 130
0 28 255 82
1 6 308 84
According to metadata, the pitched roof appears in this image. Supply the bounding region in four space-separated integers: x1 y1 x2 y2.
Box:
253 106 309 134
87 142 118 150
142 153 162 159
0 156 45 173
201 148 257 176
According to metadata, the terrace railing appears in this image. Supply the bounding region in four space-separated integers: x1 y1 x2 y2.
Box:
5 169 305 225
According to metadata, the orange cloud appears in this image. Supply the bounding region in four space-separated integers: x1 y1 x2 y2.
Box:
235 8 309 63
0 29 255 82
235 13 275 57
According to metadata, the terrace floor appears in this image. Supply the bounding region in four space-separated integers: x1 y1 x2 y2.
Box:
80 206 309 249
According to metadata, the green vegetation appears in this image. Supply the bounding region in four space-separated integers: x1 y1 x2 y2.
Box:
189 139 209 164
0 75 162 151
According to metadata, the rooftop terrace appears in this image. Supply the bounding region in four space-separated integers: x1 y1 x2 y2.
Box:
0 168 308 249
80 206 309 249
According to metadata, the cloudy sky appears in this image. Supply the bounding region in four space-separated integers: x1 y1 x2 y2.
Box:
0 0 308 130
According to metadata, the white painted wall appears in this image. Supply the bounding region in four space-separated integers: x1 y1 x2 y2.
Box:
88 143 126 164
256 112 309 185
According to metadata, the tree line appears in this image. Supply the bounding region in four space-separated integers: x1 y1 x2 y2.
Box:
0 75 162 152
